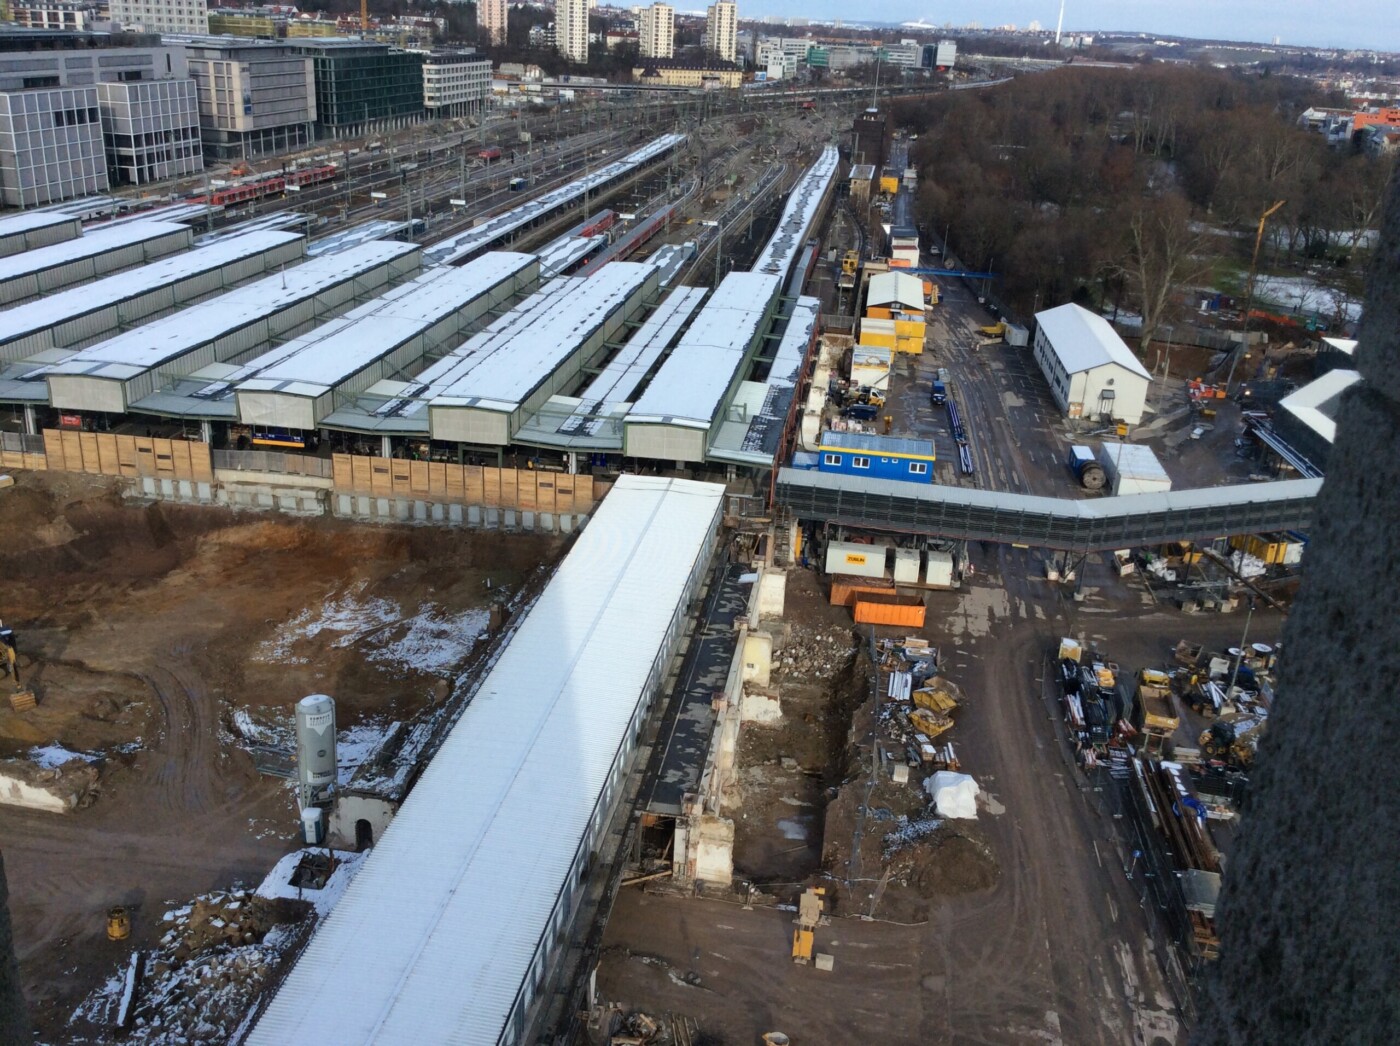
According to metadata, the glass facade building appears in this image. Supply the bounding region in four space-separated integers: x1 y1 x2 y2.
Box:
294 40 424 133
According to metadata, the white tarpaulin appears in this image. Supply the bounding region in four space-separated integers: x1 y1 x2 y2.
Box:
924 771 980 819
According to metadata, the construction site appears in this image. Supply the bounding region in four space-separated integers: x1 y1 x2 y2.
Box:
0 83 1351 1046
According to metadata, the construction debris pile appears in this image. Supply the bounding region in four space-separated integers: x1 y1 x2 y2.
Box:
773 624 859 681
69 890 308 1043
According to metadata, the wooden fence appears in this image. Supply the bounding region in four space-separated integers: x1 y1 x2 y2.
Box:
39 429 214 481
330 454 609 515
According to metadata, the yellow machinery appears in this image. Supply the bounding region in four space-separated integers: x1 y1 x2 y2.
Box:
979 320 1007 338
791 887 825 964
841 250 859 277
106 906 131 941
0 623 36 712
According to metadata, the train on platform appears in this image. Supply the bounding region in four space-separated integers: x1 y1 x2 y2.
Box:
189 164 338 207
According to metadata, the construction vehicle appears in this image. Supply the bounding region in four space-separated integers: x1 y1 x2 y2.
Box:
841 250 859 278
791 887 825 964
979 320 1007 339
107 906 131 941
1199 713 1264 768
0 623 36 711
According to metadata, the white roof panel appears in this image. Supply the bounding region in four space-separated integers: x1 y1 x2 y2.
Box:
0 211 79 238
1034 303 1152 380
229 253 535 397
432 262 652 410
752 145 839 279
867 270 924 309
249 474 725 1046
0 221 187 282
628 270 780 426
1279 368 1361 444
40 242 418 382
0 231 304 346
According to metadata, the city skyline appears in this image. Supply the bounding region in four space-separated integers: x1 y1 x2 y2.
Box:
735 2 1400 54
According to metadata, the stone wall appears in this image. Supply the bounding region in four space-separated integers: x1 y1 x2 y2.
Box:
1197 170 1400 1041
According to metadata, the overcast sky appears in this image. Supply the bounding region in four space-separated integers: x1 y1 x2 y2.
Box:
739 2 1399 54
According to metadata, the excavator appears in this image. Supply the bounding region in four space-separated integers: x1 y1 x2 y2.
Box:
1199 713 1264 769
0 622 36 711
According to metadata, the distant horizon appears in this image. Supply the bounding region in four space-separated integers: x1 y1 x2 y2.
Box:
714 2 1400 55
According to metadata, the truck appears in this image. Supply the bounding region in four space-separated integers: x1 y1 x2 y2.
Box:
509 177 528 191
1067 445 1107 490
930 379 947 405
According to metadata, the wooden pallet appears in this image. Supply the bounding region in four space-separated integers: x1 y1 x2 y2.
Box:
8 688 36 712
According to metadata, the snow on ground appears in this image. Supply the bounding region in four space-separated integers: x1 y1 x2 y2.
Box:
28 744 98 769
254 583 487 675
1254 274 1362 324
256 848 370 917
253 580 399 664
363 604 490 675
336 719 399 786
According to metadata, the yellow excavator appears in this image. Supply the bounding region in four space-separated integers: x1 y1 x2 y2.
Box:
1 622 37 711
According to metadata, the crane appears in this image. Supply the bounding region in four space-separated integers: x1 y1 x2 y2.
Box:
361 0 369 32
1227 199 1286 390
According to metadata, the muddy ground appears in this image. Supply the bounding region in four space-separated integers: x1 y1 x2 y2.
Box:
593 549 1278 1044
0 470 564 1037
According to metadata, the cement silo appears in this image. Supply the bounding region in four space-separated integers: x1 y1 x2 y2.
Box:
295 694 337 810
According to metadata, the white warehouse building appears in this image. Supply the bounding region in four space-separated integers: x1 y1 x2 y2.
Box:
1031 303 1151 426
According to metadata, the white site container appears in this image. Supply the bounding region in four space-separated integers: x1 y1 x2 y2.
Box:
924 549 955 588
894 548 921 584
1096 441 1172 496
825 540 887 579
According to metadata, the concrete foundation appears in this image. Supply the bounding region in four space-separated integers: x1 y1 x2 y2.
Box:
741 631 773 686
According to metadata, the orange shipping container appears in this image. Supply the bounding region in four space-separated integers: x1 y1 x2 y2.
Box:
853 595 926 628
830 579 896 607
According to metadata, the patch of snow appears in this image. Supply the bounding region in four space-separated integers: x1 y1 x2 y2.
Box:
254 581 400 664
362 604 489 675
255 848 370 918
336 719 399 786
28 744 97 769
1254 274 1362 324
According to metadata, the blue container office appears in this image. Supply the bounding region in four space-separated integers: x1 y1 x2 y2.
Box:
814 431 936 484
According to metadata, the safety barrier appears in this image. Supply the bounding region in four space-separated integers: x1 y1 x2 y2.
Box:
330 453 607 516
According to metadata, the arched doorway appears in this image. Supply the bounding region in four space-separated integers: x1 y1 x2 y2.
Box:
355 818 374 851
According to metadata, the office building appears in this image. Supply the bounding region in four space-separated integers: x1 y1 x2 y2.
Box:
181 37 316 161
0 86 105 206
478 0 507 48
10 2 102 31
555 0 588 64
422 50 490 118
706 1 737 64
293 39 425 134
109 0 210 35
639 3 674 60
97 77 201 184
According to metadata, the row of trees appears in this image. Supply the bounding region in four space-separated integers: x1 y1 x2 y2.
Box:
894 65 1395 347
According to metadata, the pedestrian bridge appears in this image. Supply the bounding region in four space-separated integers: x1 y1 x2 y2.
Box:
775 468 1321 552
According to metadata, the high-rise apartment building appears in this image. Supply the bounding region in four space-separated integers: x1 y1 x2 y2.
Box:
479 0 508 48
706 2 737 64
109 0 210 35
554 0 588 64
639 3 674 60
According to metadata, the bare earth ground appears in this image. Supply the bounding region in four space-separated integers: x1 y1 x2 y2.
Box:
0 470 563 1037
597 548 1284 1045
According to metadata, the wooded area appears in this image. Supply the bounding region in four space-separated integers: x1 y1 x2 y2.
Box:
895 66 1396 348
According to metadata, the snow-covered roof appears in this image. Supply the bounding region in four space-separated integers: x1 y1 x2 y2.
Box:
0 221 187 283
424 133 684 266
627 270 781 427
535 233 605 277
227 253 535 399
867 270 924 310
1097 441 1171 483
430 262 652 411
821 431 935 458
1279 368 1361 444
1034 303 1151 380
307 220 413 257
0 211 79 238
1321 336 1357 356
557 285 708 437
39 242 418 383
0 231 304 349
752 145 839 280
248 474 725 1046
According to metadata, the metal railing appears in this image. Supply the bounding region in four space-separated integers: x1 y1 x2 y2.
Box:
211 448 335 480
0 431 44 454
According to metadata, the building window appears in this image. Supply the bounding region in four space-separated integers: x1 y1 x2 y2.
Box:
909 461 928 475
852 456 871 469
822 453 841 466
